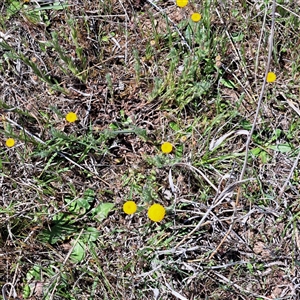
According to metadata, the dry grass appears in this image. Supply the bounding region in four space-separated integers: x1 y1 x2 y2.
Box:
1 0 300 299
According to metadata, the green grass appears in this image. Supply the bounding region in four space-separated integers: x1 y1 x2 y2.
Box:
1 0 300 299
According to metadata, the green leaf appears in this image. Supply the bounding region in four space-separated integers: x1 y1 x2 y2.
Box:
84 188 95 201
142 186 154 203
220 77 236 89
32 2 72 11
175 144 184 158
23 284 31 299
268 144 292 153
109 123 118 130
231 32 244 42
251 147 261 157
26 265 41 281
83 227 100 243
70 239 85 263
67 189 95 214
68 197 90 214
260 150 270 164
6 1 22 19
38 222 78 244
169 121 180 131
91 203 115 222
24 10 43 24
52 212 73 223
247 262 254 273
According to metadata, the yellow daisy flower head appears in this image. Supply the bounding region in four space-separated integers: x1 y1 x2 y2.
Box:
176 0 188 8
123 201 137 215
65 112 78 123
5 138 15 148
161 142 173 154
266 72 276 83
191 13 201 22
148 203 166 222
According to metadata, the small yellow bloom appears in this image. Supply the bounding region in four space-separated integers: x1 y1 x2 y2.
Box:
161 142 173 154
65 112 78 123
5 138 15 148
180 136 187 142
148 203 166 222
176 0 188 8
123 201 137 215
266 72 276 83
191 13 201 22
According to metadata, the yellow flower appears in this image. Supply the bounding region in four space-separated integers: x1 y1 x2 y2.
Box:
176 0 188 8
191 13 201 22
65 112 78 123
148 203 166 222
180 136 187 142
161 142 173 154
5 138 15 148
123 201 137 215
267 72 276 83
